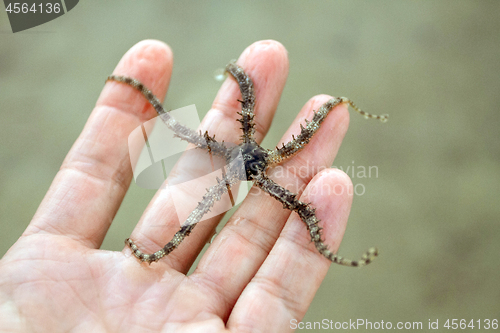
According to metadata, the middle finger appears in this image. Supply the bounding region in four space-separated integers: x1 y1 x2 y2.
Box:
128 40 289 273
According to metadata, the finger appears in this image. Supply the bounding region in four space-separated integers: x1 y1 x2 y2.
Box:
206 39 289 144
227 170 353 330
24 40 173 248
127 40 289 273
191 95 350 318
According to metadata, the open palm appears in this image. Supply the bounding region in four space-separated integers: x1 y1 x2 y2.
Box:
0 40 356 332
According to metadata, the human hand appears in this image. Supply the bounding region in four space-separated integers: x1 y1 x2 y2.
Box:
0 40 355 332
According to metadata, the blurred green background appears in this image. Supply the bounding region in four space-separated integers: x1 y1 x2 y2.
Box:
1 1 499 331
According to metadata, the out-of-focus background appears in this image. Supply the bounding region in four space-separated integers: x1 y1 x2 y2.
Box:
1 1 499 331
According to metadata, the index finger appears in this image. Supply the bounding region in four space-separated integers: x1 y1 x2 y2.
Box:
227 169 353 331
24 40 173 249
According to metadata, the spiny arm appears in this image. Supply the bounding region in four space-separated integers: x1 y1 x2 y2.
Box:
266 97 388 165
225 62 256 144
126 170 241 264
107 75 228 157
253 173 378 267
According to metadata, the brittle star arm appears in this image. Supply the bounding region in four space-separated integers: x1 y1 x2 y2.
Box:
126 170 242 264
225 62 256 144
106 75 228 157
266 97 389 165
253 173 378 267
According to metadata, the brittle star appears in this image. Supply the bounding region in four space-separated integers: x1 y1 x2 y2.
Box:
107 62 388 267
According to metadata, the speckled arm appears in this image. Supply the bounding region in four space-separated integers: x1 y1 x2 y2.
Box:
107 75 228 157
267 97 388 165
126 170 241 264
225 62 256 144
253 173 378 267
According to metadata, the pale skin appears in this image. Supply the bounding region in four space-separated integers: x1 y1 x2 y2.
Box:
0 40 362 332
